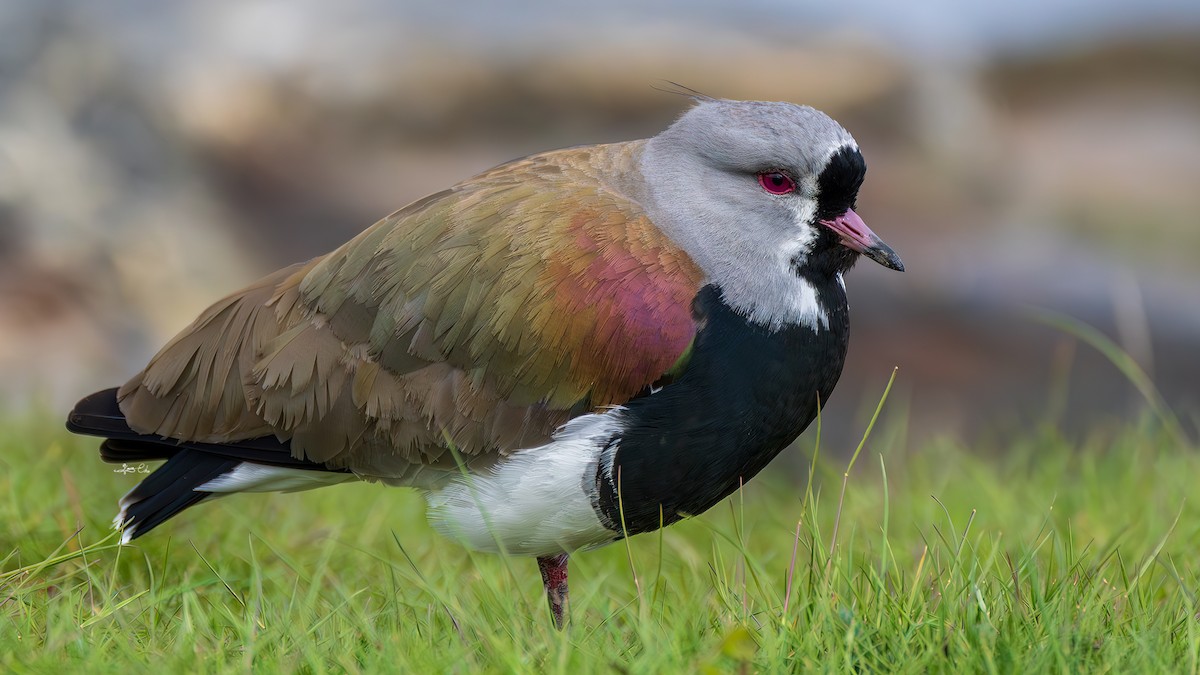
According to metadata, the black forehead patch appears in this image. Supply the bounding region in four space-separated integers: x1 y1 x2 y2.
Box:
815 146 865 220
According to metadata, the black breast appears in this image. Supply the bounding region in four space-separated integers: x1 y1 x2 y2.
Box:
593 282 850 536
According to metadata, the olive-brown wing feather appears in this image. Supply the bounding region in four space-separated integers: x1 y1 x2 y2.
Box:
119 142 704 476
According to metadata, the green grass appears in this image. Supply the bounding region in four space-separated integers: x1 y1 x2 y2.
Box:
3 404 1199 673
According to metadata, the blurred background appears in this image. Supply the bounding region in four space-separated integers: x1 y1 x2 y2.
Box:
1 0 1197 452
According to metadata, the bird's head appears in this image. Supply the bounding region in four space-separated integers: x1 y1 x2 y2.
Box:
640 98 903 328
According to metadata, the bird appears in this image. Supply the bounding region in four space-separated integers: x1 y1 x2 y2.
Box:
66 96 903 629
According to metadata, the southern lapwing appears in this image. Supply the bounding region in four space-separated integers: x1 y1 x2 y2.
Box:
67 97 903 629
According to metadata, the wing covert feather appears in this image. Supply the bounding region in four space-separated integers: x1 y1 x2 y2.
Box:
120 142 704 474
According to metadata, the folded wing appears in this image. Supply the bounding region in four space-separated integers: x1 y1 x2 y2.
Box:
116 142 705 479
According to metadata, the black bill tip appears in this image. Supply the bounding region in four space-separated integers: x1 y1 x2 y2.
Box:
864 239 904 272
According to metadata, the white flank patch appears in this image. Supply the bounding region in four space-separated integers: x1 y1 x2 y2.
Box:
424 411 623 557
197 463 355 493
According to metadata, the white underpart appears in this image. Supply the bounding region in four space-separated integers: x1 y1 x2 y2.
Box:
197 463 356 493
424 411 622 557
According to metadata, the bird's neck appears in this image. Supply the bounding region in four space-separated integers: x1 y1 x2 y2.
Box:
593 280 849 535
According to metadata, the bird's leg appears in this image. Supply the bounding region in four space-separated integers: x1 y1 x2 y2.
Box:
537 553 570 629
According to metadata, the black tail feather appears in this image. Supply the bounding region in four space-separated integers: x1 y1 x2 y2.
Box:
67 387 349 540
66 387 141 440
118 450 240 540
100 438 177 463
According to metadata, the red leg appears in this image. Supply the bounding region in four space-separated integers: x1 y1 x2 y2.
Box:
537 554 570 629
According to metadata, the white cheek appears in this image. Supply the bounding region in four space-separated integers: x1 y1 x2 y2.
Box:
787 189 819 232
780 195 819 264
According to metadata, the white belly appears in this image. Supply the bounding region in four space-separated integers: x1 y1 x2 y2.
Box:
423 412 622 557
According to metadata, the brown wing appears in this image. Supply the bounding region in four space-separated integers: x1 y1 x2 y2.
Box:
118 141 705 475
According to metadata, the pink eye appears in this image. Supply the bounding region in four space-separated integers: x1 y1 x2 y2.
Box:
757 172 796 195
